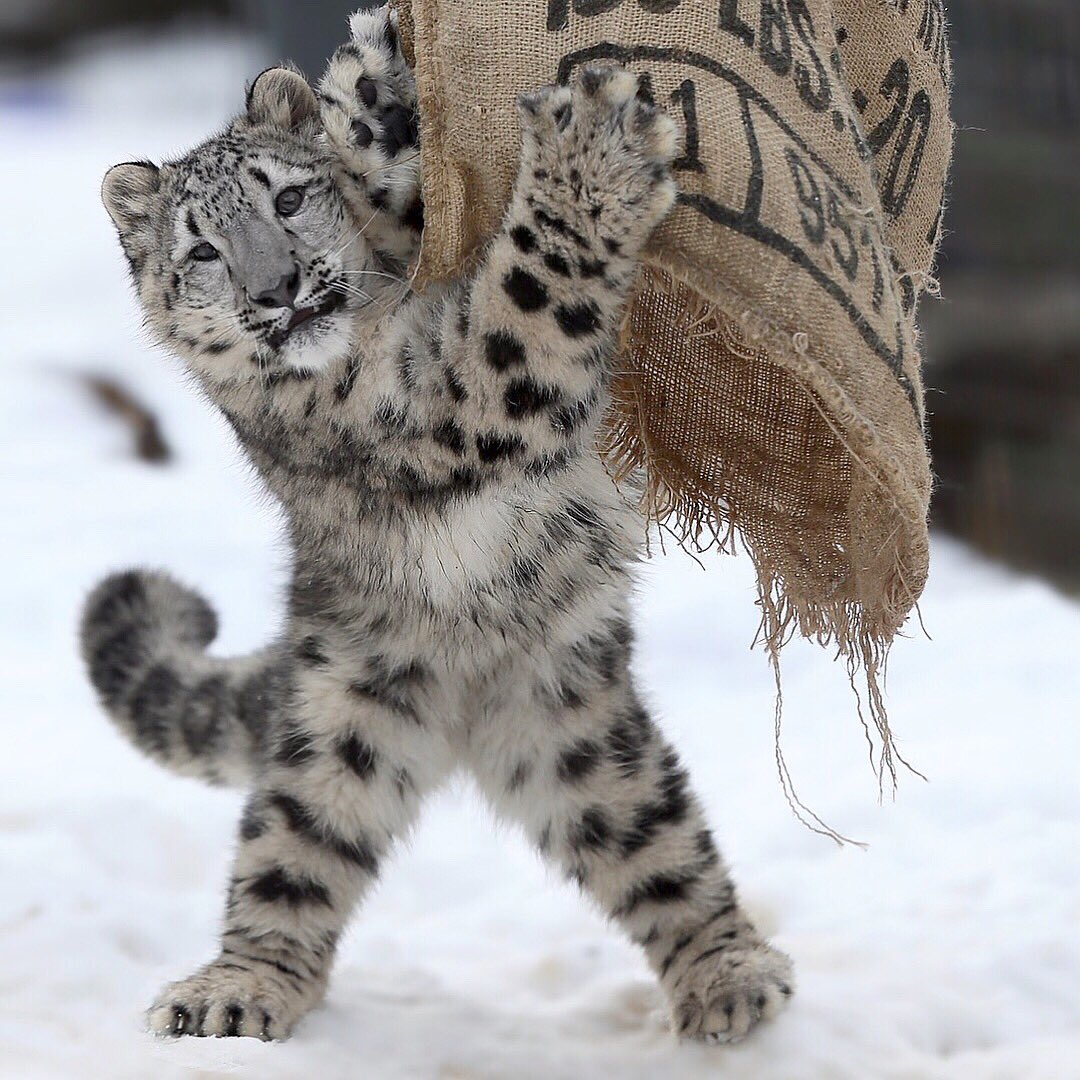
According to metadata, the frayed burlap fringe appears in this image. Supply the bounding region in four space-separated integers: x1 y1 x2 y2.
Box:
601 266 929 843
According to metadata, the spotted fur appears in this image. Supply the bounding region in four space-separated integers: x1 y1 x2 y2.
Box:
84 8 792 1046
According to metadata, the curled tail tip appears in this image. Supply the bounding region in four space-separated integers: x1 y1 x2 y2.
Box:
81 570 219 709
82 570 218 651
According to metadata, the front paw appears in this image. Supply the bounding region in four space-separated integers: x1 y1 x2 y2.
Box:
147 957 322 1041
517 65 679 252
319 4 420 220
666 938 794 1043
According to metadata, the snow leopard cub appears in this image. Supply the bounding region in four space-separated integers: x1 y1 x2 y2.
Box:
82 7 792 1045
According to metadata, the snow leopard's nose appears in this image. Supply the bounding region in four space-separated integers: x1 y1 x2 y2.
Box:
249 264 301 310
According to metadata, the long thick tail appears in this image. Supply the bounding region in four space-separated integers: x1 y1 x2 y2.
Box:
80 570 288 787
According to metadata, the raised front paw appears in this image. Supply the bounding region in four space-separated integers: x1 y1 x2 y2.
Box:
319 4 421 229
666 938 794 1043
147 957 323 1041
517 65 679 254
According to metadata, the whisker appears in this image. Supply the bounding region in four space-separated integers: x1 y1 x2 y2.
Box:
361 151 421 178
341 267 408 286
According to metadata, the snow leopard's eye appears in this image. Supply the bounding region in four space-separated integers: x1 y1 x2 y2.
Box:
275 187 304 217
190 242 219 262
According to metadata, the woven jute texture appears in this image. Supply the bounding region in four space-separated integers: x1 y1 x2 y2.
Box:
396 0 952 815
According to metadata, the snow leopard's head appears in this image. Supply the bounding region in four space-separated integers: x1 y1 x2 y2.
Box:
102 67 379 379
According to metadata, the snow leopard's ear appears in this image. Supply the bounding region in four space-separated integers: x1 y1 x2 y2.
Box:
101 162 161 263
246 66 319 132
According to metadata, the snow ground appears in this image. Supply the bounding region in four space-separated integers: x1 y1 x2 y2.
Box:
1 30 1079 1080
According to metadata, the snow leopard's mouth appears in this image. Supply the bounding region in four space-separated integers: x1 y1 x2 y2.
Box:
270 291 347 349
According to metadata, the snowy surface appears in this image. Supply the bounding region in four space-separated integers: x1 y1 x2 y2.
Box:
1 32 1079 1080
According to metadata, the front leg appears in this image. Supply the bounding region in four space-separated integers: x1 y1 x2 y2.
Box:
147 656 452 1040
441 65 677 472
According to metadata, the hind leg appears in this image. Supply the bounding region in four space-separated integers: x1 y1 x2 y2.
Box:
148 657 453 1039
462 633 794 1043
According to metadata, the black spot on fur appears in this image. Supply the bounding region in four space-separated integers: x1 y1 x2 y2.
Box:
338 733 378 780
695 828 719 862
508 554 544 592
607 701 652 776
484 330 526 371
535 207 589 249
239 801 268 841
83 571 146 638
620 760 692 857
550 395 595 435
444 365 468 402
503 267 549 312
579 257 606 279
524 448 573 478
276 726 317 767
572 623 630 686
246 867 332 908
659 931 696 978
557 738 602 783
374 399 411 434
505 377 558 419
476 432 525 463
397 344 417 391
569 806 611 852
510 225 538 253
266 790 380 873
554 300 600 338
335 358 361 401
543 251 572 277
557 680 585 710
433 418 466 456
348 657 427 723
296 635 329 667
615 870 699 918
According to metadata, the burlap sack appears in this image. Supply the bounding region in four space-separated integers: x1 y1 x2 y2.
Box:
395 0 952 811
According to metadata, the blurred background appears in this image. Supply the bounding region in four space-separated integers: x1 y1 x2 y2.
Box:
0 4 1077 1079
2 0 1077 589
